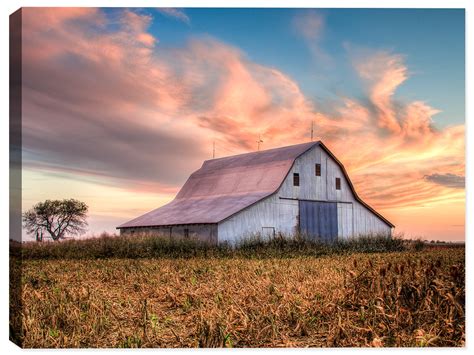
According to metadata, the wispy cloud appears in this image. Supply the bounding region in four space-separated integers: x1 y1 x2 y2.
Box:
293 10 331 64
157 8 190 25
347 45 410 133
424 173 465 189
293 10 324 42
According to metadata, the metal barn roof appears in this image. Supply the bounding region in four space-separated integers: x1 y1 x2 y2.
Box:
118 141 394 228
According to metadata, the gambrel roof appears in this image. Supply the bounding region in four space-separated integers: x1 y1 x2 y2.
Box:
118 141 394 228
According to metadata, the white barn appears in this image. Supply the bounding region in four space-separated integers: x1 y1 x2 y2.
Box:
117 141 394 244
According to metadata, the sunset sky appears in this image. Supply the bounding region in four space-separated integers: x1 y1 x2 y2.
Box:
20 7 465 241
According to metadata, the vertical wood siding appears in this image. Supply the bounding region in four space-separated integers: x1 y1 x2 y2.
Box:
299 201 338 242
337 203 353 239
218 194 298 245
120 224 218 244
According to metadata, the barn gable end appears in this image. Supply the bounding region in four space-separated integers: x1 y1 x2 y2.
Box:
217 143 392 243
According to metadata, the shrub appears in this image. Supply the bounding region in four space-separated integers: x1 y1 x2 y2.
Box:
412 239 426 251
334 235 406 254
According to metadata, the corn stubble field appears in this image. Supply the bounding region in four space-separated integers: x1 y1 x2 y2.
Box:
10 235 464 348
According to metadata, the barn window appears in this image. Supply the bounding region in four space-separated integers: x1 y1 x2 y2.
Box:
293 173 300 186
184 228 189 238
315 163 321 176
336 177 341 190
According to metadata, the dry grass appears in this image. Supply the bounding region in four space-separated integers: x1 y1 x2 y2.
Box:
11 248 464 348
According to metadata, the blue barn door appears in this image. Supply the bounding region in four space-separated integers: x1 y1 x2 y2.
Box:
299 201 338 243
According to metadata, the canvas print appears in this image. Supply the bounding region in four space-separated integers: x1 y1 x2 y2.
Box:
9 7 465 348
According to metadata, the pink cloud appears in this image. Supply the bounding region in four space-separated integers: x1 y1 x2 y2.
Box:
350 48 408 133
22 7 102 30
293 10 331 64
293 10 325 42
157 8 190 25
120 10 157 47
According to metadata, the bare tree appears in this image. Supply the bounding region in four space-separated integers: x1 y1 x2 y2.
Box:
22 199 88 241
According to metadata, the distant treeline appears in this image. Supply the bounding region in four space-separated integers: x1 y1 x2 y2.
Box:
9 233 445 260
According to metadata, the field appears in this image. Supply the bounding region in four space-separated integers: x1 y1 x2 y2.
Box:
10 236 465 348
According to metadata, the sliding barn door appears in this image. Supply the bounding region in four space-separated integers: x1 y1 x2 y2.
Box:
299 201 338 243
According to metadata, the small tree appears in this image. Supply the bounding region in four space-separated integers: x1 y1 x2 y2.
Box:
23 199 88 241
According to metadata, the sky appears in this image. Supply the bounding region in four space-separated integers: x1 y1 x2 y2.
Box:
19 7 465 241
